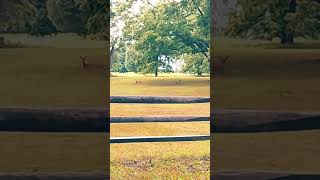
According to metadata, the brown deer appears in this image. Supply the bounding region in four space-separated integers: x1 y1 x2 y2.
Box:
80 56 107 70
213 56 229 74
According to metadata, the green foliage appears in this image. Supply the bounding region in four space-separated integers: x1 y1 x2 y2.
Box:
181 53 209 75
227 0 320 44
0 0 37 33
46 0 84 33
76 0 110 39
121 0 210 76
27 1 57 36
111 46 127 73
125 46 140 73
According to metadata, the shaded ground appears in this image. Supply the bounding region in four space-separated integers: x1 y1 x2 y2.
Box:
0 44 108 174
213 47 320 111
0 132 107 173
212 39 320 176
0 48 107 108
213 130 320 173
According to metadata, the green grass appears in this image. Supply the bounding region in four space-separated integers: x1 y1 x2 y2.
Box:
0 47 210 176
213 47 320 111
110 75 210 179
0 48 107 108
1 35 320 177
0 132 107 173
111 75 209 96
111 141 209 179
213 39 320 173
0 45 109 173
214 130 320 173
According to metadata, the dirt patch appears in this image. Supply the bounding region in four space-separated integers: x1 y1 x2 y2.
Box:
117 155 209 173
121 157 155 172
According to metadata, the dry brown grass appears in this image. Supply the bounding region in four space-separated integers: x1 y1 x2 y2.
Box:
110 75 210 179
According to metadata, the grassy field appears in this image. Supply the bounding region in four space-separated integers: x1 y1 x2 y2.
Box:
0 132 107 172
0 44 109 174
214 130 320 173
110 75 210 179
1 34 320 178
0 43 210 178
213 39 320 173
214 45 320 111
0 48 107 108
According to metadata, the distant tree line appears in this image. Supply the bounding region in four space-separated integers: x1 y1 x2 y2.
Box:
0 0 108 37
227 0 320 44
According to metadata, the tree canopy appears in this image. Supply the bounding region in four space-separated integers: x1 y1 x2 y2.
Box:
227 0 320 44
118 0 210 76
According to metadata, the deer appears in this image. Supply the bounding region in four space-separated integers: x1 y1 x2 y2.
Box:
80 56 107 70
213 56 230 74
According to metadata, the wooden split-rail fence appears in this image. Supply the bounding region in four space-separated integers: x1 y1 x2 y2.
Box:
110 96 210 144
0 96 210 144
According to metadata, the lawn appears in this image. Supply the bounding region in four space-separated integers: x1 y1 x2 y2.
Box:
0 132 107 173
110 75 210 179
214 130 320 173
1 34 320 177
0 48 107 108
0 45 110 174
213 38 320 173
213 44 320 111
0 44 210 178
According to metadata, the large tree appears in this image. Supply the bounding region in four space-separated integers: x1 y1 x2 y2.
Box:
122 0 210 76
227 0 320 44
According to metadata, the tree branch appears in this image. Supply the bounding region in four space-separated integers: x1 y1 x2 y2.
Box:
191 0 204 16
145 0 158 9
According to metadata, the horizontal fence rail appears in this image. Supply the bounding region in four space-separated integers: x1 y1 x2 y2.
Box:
111 116 209 123
212 110 320 132
110 135 210 144
111 96 210 104
0 108 107 132
110 95 210 143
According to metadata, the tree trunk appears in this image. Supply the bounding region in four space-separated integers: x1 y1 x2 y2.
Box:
280 0 296 45
108 44 115 76
0 36 4 48
281 33 294 44
155 56 159 77
155 67 158 77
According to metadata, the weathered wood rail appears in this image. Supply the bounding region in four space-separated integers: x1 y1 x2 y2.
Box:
110 135 210 144
0 108 107 132
111 116 209 123
1 106 319 133
110 96 210 104
110 95 210 143
212 109 320 132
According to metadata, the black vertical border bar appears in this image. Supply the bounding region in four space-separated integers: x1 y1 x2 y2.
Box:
210 0 215 179
106 0 111 178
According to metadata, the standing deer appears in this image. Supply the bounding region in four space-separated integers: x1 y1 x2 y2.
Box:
213 56 229 74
